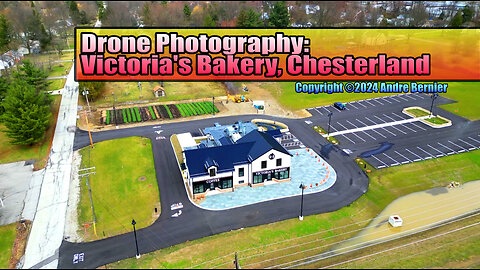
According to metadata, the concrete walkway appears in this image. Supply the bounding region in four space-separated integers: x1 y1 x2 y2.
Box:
47 76 67 80
324 116 430 137
22 65 79 269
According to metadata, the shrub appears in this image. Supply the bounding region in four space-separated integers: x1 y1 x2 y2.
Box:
106 110 110 124
149 106 156 120
176 104 186 117
126 107 132 122
122 109 127 123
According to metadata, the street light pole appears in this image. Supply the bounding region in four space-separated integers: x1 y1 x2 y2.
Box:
429 93 439 118
112 92 118 129
82 88 91 113
131 219 140 259
212 96 215 116
299 183 304 221
327 112 333 138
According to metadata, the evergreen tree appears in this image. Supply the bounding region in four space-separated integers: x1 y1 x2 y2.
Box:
462 5 473 23
14 60 51 99
204 14 216 27
142 2 152 26
184 3 191 19
0 76 10 115
268 1 290 28
0 14 13 53
237 8 264 27
26 4 52 51
450 11 463 27
68 1 82 25
0 79 51 145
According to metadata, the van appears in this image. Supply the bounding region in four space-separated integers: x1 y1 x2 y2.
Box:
334 102 346 110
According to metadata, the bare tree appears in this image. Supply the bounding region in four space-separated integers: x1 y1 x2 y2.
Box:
409 1 429 26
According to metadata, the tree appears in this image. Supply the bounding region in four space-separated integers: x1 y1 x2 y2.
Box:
0 14 13 53
450 11 463 27
68 1 88 25
25 4 52 51
0 76 10 115
462 5 474 23
409 1 428 27
78 81 105 101
268 1 289 27
14 60 51 97
237 8 263 27
184 3 191 19
0 79 51 145
204 14 216 27
142 2 153 26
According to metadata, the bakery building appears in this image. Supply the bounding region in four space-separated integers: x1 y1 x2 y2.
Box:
183 129 292 198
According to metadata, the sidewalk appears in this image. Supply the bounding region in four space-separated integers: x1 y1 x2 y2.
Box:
22 65 79 269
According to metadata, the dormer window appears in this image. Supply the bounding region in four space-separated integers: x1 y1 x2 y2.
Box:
209 168 216 177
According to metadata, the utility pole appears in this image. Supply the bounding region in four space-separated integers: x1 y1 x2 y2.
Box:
233 252 241 269
79 151 97 236
299 183 305 221
84 110 94 148
82 88 91 113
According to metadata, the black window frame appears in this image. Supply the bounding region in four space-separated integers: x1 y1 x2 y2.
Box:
238 167 244 177
209 168 216 177
261 160 267 169
276 158 282 167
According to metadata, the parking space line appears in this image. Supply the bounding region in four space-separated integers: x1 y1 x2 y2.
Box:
356 119 386 138
356 101 368 108
337 122 366 142
374 115 407 135
371 99 384 105
396 95 410 101
426 144 445 156
437 142 457 154
403 94 417 100
346 119 361 128
388 96 403 103
371 154 389 167
364 117 396 136
458 138 478 149
363 100 376 106
448 140 467 151
340 134 356 144
380 97 393 104
395 150 412 162
382 114 417 133
348 103 359 109
416 146 434 159
313 108 323 115
383 153 400 165
405 148 424 161
471 136 480 144
391 112 407 120
408 121 427 131
322 106 332 114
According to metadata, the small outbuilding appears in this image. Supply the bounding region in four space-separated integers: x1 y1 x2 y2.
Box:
388 215 403 227
153 86 166 97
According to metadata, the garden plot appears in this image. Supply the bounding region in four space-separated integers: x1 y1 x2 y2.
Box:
101 101 219 125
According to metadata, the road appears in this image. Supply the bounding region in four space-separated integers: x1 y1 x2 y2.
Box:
58 93 479 269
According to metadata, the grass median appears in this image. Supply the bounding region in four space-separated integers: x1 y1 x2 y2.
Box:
108 149 480 269
77 137 160 241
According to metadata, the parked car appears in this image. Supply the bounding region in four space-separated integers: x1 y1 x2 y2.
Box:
334 102 346 110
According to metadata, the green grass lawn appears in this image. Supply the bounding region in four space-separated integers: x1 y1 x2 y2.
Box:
46 62 73 78
0 95 61 168
77 137 160 241
312 125 338 144
406 108 430 117
47 79 66 91
0 224 16 268
425 116 449 125
108 150 480 269
438 82 480 121
157 82 226 102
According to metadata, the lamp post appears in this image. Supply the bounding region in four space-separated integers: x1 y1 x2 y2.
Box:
82 88 91 113
327 112 333 138
212 96 215 116
132 219 140 259
299 183 305 221
429 93 439 118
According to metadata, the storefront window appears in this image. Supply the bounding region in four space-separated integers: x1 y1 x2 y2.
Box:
221 178 233 189
253 174 263 184
193 182 206 194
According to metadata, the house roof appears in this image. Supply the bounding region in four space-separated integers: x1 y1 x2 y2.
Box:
184 130 291 177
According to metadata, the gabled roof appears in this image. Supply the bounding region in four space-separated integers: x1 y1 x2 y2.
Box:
184 130 291 177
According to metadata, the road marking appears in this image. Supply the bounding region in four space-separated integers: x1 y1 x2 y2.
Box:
426 144 444 156
371 154 389 167
371 99 384 105
383 114 417 133
337 122 366 142
437 142 457 154
395 150 412 162
388 96 403 103
374 115 406 135
345 120 375 140
356 101 368 108
313 108 323 115
396 95 410 101
383 153 400 165
416 146 433 159
348 103 359 109
363 100 376 106
471 136 480 144
322 106 332 113
355 119 386 138
448 140 467 151
416 93 427 99
340 134 356 144
364 117 397 136
405 148 424 160
403 94 417 100
458 138 477 149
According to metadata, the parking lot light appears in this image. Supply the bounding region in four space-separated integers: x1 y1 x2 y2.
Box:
430 93 439 117
299 183 305 221
327 112 333 138
131 219 141 259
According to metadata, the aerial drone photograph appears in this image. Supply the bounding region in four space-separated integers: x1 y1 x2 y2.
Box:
0 1 479 269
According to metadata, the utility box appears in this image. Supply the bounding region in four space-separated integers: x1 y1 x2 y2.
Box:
388 215 403 227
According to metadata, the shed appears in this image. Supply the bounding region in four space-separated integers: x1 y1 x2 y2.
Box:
153 86 166 97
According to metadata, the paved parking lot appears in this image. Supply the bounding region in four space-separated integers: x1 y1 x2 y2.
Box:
364 134 480 169
328 111 430 145
306 93 429 117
